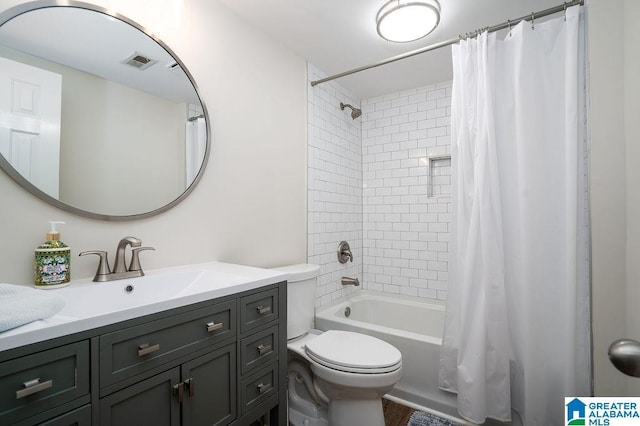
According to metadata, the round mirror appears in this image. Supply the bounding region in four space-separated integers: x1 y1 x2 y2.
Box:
0 1 209 220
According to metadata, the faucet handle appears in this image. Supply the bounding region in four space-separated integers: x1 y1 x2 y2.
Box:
337 241 353 264
129 247 155 273
79 250 111 282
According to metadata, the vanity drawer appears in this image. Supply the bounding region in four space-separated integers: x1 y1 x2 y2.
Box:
240 288 279 334
240 362 278 415
0 341 89 425
39 404 91 426
100 299 236 388
240 326 278 375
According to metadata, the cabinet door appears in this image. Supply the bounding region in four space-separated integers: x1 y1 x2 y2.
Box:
181 343 236 426
99 368 180 426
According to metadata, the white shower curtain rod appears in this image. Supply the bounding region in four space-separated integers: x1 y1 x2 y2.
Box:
309 0 584 88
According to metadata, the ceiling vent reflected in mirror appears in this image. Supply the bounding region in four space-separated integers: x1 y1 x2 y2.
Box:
122 51 157 70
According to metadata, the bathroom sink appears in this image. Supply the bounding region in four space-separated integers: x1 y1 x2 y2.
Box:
0 261 288 352
56 270 204 318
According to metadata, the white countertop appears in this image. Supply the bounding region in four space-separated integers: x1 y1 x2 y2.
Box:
0 262 288 352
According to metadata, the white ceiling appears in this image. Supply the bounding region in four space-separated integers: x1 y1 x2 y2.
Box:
216 0 566 100
0 7 199 104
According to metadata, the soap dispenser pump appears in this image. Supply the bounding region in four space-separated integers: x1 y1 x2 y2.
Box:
35 221 71 289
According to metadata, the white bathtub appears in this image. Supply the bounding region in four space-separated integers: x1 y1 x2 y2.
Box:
314 290 461 421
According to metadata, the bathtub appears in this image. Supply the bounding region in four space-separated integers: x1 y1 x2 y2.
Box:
314 290 461 421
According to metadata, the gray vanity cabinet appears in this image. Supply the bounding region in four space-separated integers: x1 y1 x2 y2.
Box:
99 342 237 426
0 281 287 426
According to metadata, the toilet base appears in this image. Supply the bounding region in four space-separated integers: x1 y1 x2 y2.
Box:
328 399 385 426
288 405 328 426
288 358 328 426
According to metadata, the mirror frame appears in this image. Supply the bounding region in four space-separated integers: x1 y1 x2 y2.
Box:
0 0 210 221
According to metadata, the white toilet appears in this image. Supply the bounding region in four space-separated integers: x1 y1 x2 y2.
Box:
272 264 402 426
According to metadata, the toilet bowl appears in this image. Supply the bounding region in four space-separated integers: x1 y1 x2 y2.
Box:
271 264 403 426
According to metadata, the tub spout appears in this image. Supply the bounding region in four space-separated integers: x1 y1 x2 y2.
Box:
341 276 360 286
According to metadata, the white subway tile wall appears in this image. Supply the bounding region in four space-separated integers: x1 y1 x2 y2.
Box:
307 63 362 307
307 62 453 306
361 82 453 301
428 156 452 198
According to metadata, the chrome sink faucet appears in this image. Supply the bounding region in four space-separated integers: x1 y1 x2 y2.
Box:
80 236 155 282
113 236 141 273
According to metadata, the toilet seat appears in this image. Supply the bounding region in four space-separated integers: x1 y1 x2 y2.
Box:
304 330 402 374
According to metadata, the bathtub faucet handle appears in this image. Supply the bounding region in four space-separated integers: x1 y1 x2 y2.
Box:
338 241 353 263
341 277 359 286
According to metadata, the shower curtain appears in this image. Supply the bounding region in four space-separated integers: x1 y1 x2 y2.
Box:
186 117 207 187
439 6 590 424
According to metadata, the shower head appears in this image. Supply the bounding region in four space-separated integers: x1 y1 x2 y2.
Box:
340 102 362 120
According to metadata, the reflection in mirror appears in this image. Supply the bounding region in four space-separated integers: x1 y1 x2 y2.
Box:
0 3 208 219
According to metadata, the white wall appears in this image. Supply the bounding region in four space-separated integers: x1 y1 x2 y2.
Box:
307 75 453 306
362 82 452 301
623 0 640 396
307 63 362 307
589 0 640 396
0 0 307 285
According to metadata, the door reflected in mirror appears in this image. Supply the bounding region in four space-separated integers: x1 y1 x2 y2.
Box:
0 2 209 219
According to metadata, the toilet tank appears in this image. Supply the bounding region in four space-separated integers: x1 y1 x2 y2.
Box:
270 264 319 340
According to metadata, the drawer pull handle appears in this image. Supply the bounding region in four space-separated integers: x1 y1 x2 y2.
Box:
206 322 224 332
257 344 272 355
256 305 271 315
16 378 53 399
257 382 272 394
138 343 160 357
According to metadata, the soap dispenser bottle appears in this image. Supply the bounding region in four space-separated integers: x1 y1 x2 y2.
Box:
35 221 71 289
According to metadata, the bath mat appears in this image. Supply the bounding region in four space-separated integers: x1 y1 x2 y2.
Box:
407 410 462 426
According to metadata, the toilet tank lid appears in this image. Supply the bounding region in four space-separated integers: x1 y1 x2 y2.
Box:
270 264 320 282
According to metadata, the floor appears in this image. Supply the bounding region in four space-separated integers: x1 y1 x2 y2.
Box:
383 399 416 426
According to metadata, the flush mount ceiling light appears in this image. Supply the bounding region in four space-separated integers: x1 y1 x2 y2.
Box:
376 0 441 43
